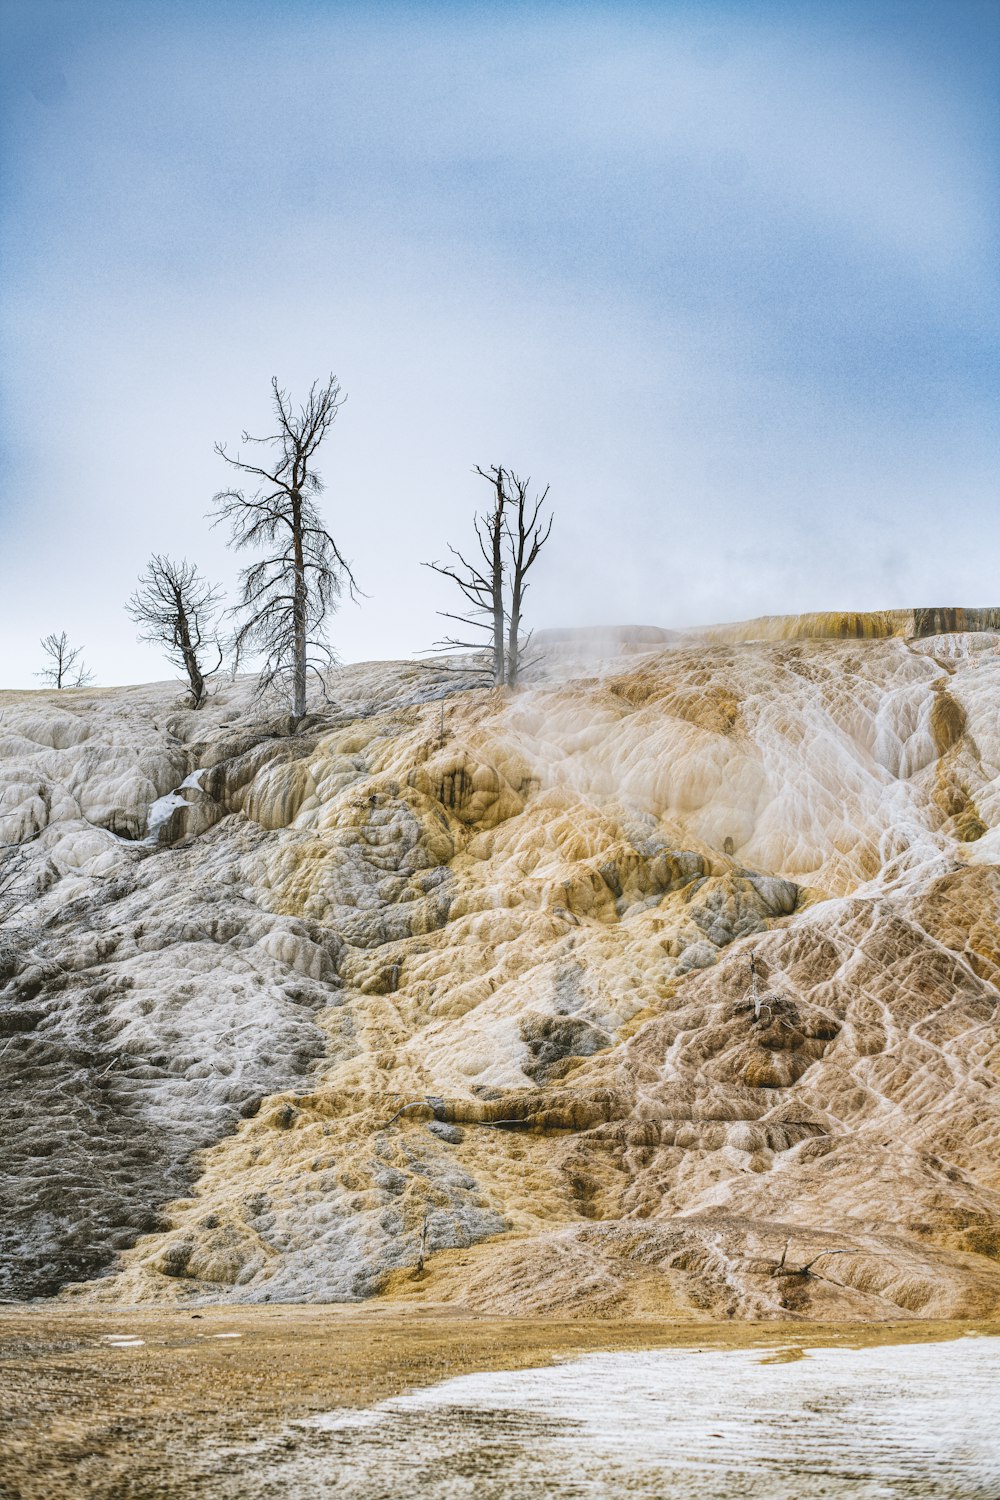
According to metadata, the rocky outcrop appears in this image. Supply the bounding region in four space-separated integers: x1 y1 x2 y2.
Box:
1 626 999 1318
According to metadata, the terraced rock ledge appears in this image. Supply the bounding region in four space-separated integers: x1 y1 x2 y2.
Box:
1 612 999 1320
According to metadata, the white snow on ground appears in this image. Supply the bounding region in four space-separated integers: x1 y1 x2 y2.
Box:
277 1338 1000 1498
145 791 189 841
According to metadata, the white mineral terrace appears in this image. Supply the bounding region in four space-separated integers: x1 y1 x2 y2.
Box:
239 1337 1000 1499
3 637 1000 1315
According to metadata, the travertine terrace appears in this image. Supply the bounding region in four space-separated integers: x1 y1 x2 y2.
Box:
2 611 999 1320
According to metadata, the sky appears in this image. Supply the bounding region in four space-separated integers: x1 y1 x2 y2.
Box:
1 0 998 689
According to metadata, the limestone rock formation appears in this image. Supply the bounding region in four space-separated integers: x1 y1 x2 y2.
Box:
1 617 998 1319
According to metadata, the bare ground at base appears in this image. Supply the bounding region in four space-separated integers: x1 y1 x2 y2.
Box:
1 1304 997 1499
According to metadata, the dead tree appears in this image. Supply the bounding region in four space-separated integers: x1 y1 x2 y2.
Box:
212 375 358 720
125 555 223 708
504 471 552 687
35 632 93 689
773 1239 855 1279
416 1214 430 1275
425 465 553 688
424 465 507 685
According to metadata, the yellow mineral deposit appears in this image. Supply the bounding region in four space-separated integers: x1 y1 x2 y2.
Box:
1 615 998 1321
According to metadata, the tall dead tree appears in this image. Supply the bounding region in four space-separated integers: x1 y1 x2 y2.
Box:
425 465 553 688
504 472 552 688
35 632 93 689
212 375 357 720
125 555 223 708
424 465 508 685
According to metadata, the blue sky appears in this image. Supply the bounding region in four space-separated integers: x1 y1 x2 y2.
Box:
2 0 998 686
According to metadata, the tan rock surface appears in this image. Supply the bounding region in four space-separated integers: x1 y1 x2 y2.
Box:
2 617 999 1318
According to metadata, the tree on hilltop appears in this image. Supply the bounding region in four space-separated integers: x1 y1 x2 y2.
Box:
425 464 553 688
36 632 94 689
503 470 552 688
425 464 508 686
212 375 358 721
125 555 224 708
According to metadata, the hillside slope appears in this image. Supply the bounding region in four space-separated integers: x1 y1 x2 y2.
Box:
2 617 999 1319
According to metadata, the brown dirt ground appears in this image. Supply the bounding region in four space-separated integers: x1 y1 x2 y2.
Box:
1 1304 997 1499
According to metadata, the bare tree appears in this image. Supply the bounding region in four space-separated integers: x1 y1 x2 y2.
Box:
125 555 224 708
503 471 552 688
424 465 507 685
425 464 553 688
35 632 93 689
212 375 358 720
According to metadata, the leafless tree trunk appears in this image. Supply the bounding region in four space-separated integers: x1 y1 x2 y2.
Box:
416 1213 430 1275
425 465 553 688
504 472 552 688
772 1240 855 1279
125 555 223 707
424 465 508 685
35 633 93 689
212 375 358 721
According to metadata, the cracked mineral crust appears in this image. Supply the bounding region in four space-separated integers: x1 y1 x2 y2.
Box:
2 615 999 1320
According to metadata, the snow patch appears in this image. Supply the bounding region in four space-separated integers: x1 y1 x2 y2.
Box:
292 1339 1000 1497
